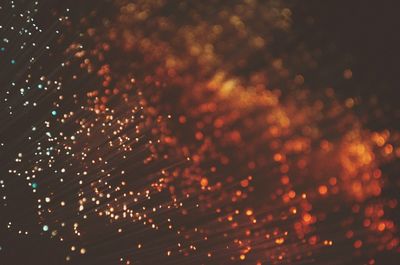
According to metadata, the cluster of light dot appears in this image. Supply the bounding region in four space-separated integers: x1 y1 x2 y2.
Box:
0 1 398 265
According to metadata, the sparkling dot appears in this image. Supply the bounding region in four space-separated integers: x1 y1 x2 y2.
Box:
42 225 49 232
51 110 57 116
11 59 15 64
32 182 38 189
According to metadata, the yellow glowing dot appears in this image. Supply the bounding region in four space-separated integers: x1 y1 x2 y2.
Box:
200 178 208 187
318 185 328 195
303 213 312 223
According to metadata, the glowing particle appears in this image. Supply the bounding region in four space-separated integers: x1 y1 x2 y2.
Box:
378 222 386 232
200 178 208 187
303 213 312 223
275 237 285 245
42 225 49 232
318 185 328 195
354 240 362 249
240 179 249 187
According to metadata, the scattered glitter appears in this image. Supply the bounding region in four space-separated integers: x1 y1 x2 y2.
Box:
0 1 398 264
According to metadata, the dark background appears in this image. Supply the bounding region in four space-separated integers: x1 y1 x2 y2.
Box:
293 0 400 130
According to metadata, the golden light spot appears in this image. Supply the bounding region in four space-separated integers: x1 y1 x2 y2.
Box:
318 185 328 195
377 222 386 232
200 178 209 187
275 237 285 245
303 213 312 223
